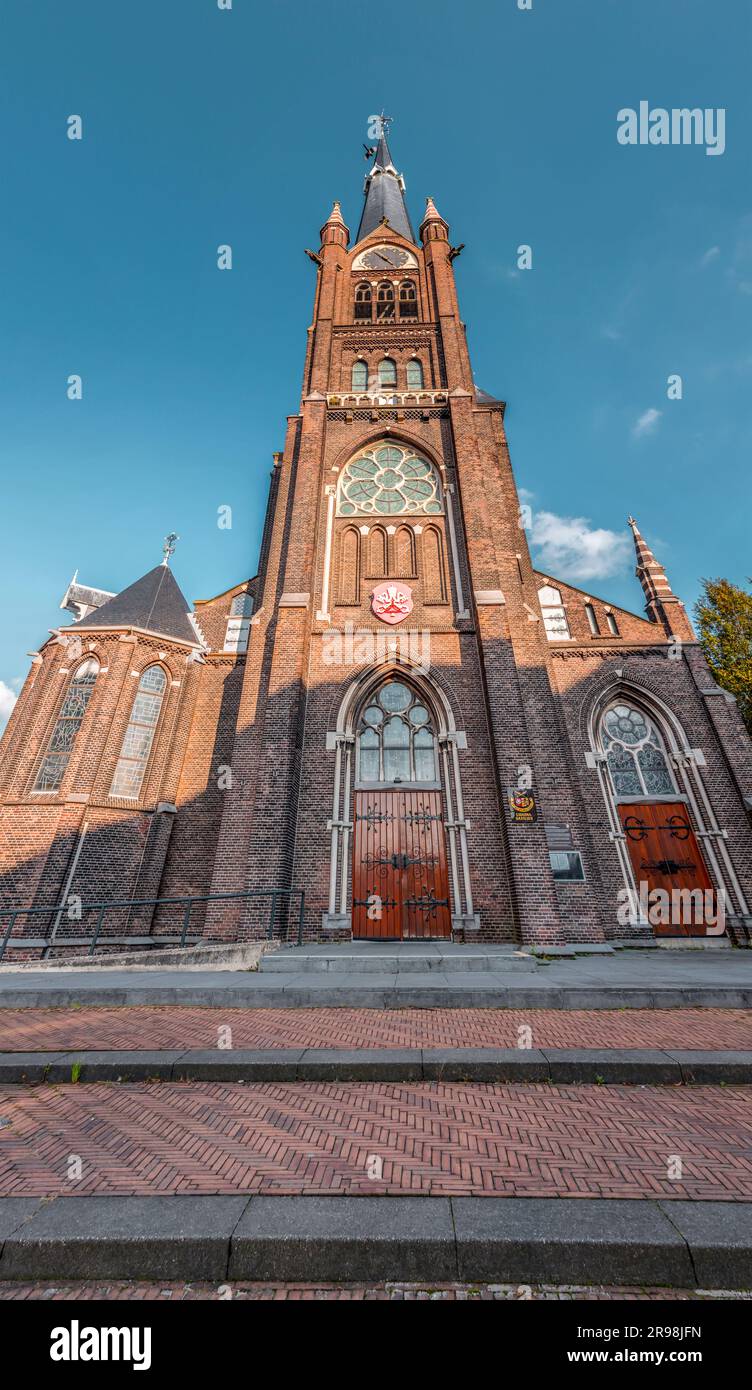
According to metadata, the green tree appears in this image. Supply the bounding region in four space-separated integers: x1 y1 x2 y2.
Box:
694 577 752 736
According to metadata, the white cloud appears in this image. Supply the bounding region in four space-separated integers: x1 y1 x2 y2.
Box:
0 680 19 731
632 407 662 439
700 246 720 267
529 510 632 583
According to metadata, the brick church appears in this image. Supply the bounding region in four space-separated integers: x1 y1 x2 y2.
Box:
1 124 751 953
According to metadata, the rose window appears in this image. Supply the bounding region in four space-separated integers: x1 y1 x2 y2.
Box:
337 445 443 516
600 703 676 798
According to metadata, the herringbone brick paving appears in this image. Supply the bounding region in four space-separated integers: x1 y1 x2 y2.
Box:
1 1081 750 1200
1 1007 750 1052
0 1281 747 1301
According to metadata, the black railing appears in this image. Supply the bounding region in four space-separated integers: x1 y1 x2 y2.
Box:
0 888 306 963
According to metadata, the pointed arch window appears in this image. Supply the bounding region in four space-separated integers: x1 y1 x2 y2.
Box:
354 283 372 321
376 283 395 320
394 525 416 577
600 702 676 799
357 680 437 784
351 359 368 391
33 658 99 793
406 358 424 390
110 665 167 799
337 527 361 604
367 525 388 577
378 357 397 388
399 280 418 319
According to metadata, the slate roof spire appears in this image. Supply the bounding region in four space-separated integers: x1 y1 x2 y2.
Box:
71 561 201 647
356 118 416 246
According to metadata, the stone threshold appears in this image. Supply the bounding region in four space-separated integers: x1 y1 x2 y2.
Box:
1 1048 751 1084
0 1195 749 1288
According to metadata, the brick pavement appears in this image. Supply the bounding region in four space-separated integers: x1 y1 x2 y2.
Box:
1 1080 750 1201
0 1007 749 1052
0 1280 747 1301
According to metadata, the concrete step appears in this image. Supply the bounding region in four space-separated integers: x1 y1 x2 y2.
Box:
2 1047 751 1085
261 949 537 975
1 1194 749 1287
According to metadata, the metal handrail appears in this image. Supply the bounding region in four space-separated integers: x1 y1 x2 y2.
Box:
0 888 306 962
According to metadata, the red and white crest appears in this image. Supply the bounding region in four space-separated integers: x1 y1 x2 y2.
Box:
371 582 413 625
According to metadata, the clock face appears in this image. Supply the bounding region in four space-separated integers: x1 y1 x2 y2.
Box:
354 245 416 271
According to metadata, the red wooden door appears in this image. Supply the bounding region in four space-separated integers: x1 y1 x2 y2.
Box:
619 802 716 936
352 790 451 939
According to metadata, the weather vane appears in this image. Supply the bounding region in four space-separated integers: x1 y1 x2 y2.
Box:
363 111 394 159
162 532 179 565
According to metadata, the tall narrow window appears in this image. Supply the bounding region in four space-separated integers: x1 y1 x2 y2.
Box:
406 358 424 390
368 526 388 577
33 658 99 793
538 585 571 641
337 527 360 604
110 665 167 799
376 283 395 320
351 359 368 391
354 283 372 320
606 611 620 636
423 526 447 602
584 603 600 635
378 357 397 387
399 280 418 319
394 525 416 577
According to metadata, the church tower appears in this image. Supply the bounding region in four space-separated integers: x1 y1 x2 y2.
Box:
2 119 751 951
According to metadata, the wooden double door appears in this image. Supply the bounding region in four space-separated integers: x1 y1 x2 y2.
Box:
618 801 718 936
352 789 451 939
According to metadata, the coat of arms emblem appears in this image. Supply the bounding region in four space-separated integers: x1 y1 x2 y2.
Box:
371 582 413 624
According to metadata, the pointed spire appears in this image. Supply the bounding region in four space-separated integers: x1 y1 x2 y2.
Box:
420 195 449 244
320 199 349 248
355 121 416 246
71 563 200 647
627 516 691 636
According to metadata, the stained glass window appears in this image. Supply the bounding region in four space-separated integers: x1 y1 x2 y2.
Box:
352 359 368 390
338 444 443 517
33 658 99 793
110 665 167 799
356 681 437 783
600 702 675 799
406 358 424 389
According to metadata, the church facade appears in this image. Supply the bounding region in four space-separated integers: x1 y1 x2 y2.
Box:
2 130 751 953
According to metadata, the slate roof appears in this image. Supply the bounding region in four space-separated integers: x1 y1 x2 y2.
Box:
355 133 416 245
72 564 200 646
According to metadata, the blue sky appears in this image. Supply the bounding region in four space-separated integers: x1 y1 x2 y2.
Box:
1 0 750 724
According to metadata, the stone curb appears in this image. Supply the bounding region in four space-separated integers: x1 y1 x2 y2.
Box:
0 1195 750 1287
1 985 752 1009
1 1048 751 1085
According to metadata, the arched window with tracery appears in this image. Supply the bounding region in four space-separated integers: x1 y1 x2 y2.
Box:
354 283 372 320
399 280 418 319
351 359 368 391
376 283 395 320
357 680 437 784
337 443 443 517
110 665 167 799
600 701 676 799
33 657 99 793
